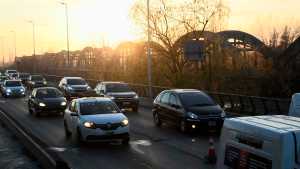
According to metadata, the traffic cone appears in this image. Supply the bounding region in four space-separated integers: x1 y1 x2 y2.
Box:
204 137 217 164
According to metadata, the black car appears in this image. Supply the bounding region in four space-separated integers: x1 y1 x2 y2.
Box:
94 82 139 112
18 73 30 84
28 87 67 116
27 75 47 90
152 89 225 133
58 77 94 100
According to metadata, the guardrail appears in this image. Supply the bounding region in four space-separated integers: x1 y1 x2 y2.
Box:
0 108 70 169
43 74 291 116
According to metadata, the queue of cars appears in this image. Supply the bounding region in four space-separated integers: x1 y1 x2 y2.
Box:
0 69 227 145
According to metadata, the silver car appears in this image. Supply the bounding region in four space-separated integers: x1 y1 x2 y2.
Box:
1 80 26 98
63 97 130 144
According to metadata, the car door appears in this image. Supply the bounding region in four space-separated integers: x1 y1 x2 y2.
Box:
158 92 171 122
168 93 184 124
65 100 76 131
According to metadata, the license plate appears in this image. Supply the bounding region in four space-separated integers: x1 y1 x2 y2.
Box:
208 121 216 126
106 131 114 135
123 102 130 105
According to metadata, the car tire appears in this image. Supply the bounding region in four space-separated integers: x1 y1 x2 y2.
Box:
180 120 188 133
76 128 85 145
122 138 130 145
64 121 72 137
153 112 162 127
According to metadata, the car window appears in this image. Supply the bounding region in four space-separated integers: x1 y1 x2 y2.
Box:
70 101 76 112
79 101 119 115
169 94 179 106
67 79 86 85
36 89 63 98
106 83 131 92
179 92 216 107
32 89 37 97
160 92 170 104
5 81 22 87
31 76 44 81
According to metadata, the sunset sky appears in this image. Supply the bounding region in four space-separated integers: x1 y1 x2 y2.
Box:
0 0 299 62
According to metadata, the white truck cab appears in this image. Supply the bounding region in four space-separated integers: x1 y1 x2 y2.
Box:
289 93 300 117
217 115 300 169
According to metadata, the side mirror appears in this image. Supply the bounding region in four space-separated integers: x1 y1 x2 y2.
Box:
70 112 78 116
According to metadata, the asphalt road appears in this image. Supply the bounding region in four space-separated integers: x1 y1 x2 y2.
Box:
0 95 219 169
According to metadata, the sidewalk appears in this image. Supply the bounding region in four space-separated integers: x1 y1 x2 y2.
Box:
0 124 40 169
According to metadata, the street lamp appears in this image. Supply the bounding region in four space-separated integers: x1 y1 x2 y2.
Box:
10 30 17 63
0 36 4 67
147 0 153 98
59 1 70 67
27 20 36 57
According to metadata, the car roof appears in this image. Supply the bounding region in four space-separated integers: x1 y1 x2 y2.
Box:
35 87 59 91
163 89 203 94
75 97 112 103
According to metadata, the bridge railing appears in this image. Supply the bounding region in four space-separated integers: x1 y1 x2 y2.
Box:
43 74 291 116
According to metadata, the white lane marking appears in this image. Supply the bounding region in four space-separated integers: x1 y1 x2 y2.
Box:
47 147 67 152
130 140 152 154
0 100 6 103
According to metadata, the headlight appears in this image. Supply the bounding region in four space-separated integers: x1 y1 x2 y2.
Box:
83 121 96 129
61 101 67 106
87 86 91 90
108 96 115 100
6 89 11 93
39 102 46 107
20 88 25 92
187 112 198 119
121 119 129 126
134 95 139 99
67 86 73 90
32 82 35 85
221 111 226 118
43 81 47 85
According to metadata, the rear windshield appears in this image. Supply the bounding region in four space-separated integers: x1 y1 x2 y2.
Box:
67 79 86 85
80 101 119 115
36 89 63 98
5 81 22 87
179 92 216 107
31 76 44 81
106 83 131 92
19 73 30 78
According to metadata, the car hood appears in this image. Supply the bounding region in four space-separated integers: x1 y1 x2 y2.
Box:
5 86 24 90
80 113 127 124
186 105 223 116
107 92 137 97
38 97 66 103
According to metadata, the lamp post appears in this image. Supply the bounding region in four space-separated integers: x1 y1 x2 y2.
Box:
10 30 17 63
147 0 153 98
27 20 36 57
59 1 70 67
0 36 4 67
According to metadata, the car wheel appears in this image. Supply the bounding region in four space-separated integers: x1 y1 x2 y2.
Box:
64 121 72 137
180 120 188 133
122 138 130 145
153 112 162 127
76 128 84 145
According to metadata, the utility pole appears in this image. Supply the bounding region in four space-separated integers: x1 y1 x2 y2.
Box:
147 0 153 98
59 2 70 67
10 30 17 63
0 37 4 67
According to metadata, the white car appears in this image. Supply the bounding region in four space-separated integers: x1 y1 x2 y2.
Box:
63 97 130 144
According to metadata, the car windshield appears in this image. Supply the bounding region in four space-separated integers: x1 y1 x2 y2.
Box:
106 83 131 92
80 101 119 115
5 81 22 87
67 79 86 85
7 70 17 74
19 74 30 78
11 74 18 77
31 76 44 81
179 92 216 107
36 89 63 98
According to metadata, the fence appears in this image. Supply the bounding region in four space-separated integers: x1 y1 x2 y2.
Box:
43 74 291 117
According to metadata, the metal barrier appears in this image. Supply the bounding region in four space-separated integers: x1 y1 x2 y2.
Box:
43 74 291 116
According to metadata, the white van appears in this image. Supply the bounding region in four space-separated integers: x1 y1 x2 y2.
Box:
217 115 300 169
289 93 300 117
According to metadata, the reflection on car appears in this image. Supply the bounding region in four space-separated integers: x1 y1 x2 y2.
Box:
28 87 67 116
95 82 139 112
63 97 130 145
153 89 226 133
1 80 26 98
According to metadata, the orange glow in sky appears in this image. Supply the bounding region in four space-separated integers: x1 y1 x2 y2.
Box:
0 0 299 60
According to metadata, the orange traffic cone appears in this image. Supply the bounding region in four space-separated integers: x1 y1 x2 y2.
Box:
205 137 217 164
